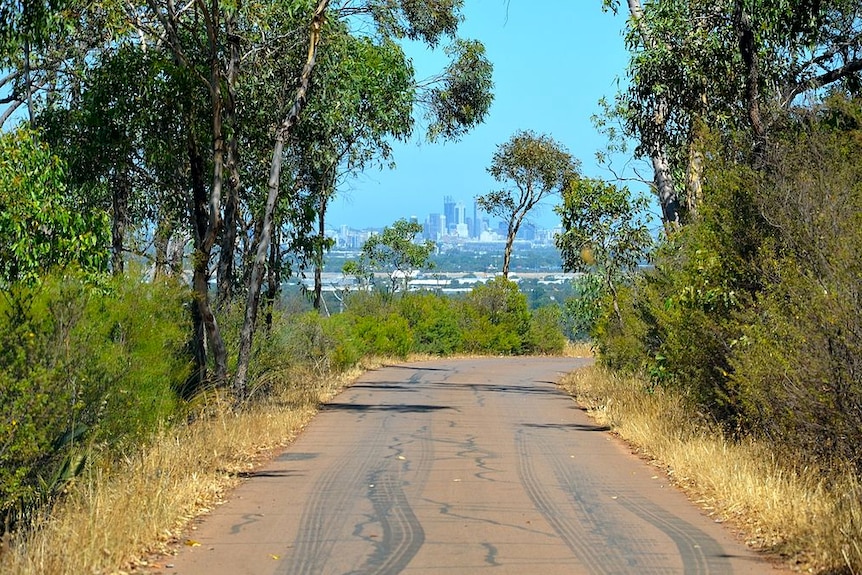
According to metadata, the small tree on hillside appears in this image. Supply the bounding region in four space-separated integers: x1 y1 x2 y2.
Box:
554 178 652 326
347 219 435 295
477 131 579 278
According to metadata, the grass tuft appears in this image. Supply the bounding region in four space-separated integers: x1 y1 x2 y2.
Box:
559 366 862 574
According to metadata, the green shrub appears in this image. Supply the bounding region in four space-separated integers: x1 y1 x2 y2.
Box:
277 310 362 374
728 104 862 469
397 292 462 355
592 96 862 474
460 277 531 355
352 313 413 358
562 273 604 341
527 304 566 355
0 270 190 528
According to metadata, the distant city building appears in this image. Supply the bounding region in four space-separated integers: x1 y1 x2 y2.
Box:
425 213 445 241
518 222 537 241
443 196 456 229
335 194 559 248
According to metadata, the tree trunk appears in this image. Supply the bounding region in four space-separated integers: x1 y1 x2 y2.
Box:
685 138 704 218
23 37 34 125
734 2 767 150
217 178 238 306
216 13 242 309
627 0 681 231
233 0 329 402
651 148 680 228
313 191 328 312
264 225 281 332
153 218 171 281
189 136 228 389
111 166 130 275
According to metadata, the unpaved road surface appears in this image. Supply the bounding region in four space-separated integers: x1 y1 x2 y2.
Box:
158 357 788 574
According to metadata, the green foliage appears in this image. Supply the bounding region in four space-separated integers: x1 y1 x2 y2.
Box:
527 305 566 355
594 96 862 473
397 292 462 355
353 312 413 358
477 131 579 277
562 274 604 341
556 178 653 278
460 277 531 355
278 310 362 375
727 101 862 467
0 128 110 285
346 219 435 294
427 39 494 141
0 270 190 528
555 177 652 356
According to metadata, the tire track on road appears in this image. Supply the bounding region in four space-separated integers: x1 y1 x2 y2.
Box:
276 411 385 575
346 415 434 574
618 494 731 574
515 428 631 574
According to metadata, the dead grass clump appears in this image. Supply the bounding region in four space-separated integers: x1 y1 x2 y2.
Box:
559 365 862 574
0 368 359 575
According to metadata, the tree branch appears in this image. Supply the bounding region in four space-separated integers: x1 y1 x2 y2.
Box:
785 57 862 105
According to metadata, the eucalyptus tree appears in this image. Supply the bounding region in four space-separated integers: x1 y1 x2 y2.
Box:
0 0 127 127
2 0 493 399
602 0 862 224
291 29 415 311
477 131 579 279
228 1 493 399
37 45 194 276
554 178 652 325
348 219 435 295
0 128 110 285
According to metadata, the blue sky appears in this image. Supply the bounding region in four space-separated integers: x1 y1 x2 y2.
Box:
328 1 646 230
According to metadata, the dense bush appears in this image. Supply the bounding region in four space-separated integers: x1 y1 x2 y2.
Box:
397 292 462 355
527 305 567 355
329 279 567 358
459 277 531 355
592 96 862 471
0 270 190 528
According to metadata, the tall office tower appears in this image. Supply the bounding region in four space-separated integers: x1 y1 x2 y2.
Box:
472 201 480 238
454 202 466 226
425 213 445 241
443 196 456 229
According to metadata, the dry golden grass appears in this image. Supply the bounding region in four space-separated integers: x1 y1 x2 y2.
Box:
563 340 595 358
559 365 862 574
0 365 360 575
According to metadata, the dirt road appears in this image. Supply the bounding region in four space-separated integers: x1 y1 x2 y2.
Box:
158 357 787 574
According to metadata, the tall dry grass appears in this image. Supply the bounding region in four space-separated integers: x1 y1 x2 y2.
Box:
559 365 862 574
0 365 358 575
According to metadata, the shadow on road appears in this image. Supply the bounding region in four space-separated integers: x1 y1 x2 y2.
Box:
323 403 453 413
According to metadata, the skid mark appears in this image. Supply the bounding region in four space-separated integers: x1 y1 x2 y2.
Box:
536 430 733 574
347 421 434 574
514 429 628 574
619 495 731 574
277 429 383 575
348 469 425 575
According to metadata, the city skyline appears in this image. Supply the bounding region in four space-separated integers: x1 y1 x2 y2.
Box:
331 193 560 250
326 2 657 231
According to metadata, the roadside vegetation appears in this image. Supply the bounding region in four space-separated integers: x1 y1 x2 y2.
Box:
556 2 862 572
559 367 862 573
0 268 568 574
2 1 861 574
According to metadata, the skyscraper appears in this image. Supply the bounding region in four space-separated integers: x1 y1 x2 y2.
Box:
443 196 456 231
